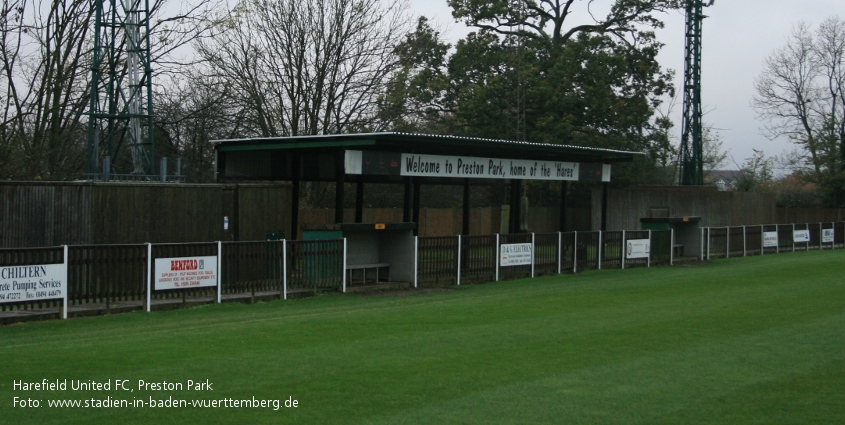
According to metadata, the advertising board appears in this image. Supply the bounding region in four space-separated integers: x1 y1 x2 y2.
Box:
154 256 218 290
626 239 650 259
763 232 779 248
822 228 834 244
793 229 810 243
500 243 533 267
0 263 67 303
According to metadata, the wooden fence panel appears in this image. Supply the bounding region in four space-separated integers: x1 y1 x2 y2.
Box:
601 231 624 269
534 233 559 277
286 240 343 292
777 225 794 253
745 226 763 256
221 241 285 295
67 244 147 305
417 236 458 285
460 235 496 284
575 231 600 271
651 230 672 265
560 232 576 273
706 228 728 259
728 227 745 257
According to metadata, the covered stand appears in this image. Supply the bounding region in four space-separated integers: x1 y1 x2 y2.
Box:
212 132 642 239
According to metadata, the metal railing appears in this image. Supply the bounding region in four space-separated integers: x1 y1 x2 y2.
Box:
0 239 343 315
417 229 674 287
5 222 838 320
700 222 845 260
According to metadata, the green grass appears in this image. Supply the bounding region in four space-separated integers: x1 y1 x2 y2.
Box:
1 250 843 424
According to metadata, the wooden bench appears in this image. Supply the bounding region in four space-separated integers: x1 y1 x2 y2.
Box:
346 263 390 285
673 244 684 257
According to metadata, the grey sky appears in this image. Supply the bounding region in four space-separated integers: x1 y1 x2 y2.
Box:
408 0 845 170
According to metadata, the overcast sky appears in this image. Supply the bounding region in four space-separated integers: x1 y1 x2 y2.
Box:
408 0 845 170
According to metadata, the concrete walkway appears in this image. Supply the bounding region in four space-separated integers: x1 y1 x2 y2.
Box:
0 290 295 325
0 282 413 325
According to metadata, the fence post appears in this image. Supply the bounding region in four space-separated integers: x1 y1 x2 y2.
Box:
792 224 796 252
707 228 711 260
647 229 652 268
622 230 626 269
760 225 764 255
599 230 602 270
217 241 222 304
456 235 462 286
776 224 780 254
495 234 500 282
700 228 705 261
283 240 288 299
62 245 68 320
743 226 747 257
573 231 578 273
557 232 562 275
670 228 674 266
413 236 418 288
146 243 152 313
342 238 347 293
726 227 730 259
806 223 811 251
531 233 535 278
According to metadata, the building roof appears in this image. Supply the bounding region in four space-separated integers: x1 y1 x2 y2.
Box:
211 132 643 164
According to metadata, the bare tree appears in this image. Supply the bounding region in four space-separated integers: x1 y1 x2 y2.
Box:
195 0 415 137
753 16 845 204
0 0 223 180
1 0 93 179
155 73 250 182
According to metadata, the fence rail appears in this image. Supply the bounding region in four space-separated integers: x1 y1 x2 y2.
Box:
3 222 842 321
700 222 845 260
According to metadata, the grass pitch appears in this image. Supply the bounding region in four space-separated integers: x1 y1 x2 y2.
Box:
1 250 843 424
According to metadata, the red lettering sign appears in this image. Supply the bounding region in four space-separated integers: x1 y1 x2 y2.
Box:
170 260 198 271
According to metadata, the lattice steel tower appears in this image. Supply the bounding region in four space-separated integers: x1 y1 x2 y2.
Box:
678 0 714 185
86 0 155 179
507 0 527 143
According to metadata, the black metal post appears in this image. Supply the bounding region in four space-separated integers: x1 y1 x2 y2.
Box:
355 176 364 223
291 153 301 239
412 180 421 235
559 181 569 232
462 179 471 235
601 182 609 231
509 180 522 234
403 177 413 223
335 151 345 224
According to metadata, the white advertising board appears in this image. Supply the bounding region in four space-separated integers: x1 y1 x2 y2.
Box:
500 243 533 267
763 231 779 248
793 229 810 243
626 239 650 259
822 228 835 244
0 263 67 303
155 256 218 290
401 154 580 181
344 150 603 181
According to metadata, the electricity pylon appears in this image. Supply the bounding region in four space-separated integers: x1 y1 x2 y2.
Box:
678 0 714 186
86 0 155 180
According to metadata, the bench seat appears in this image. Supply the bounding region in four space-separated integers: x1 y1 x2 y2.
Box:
346 263 390 285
